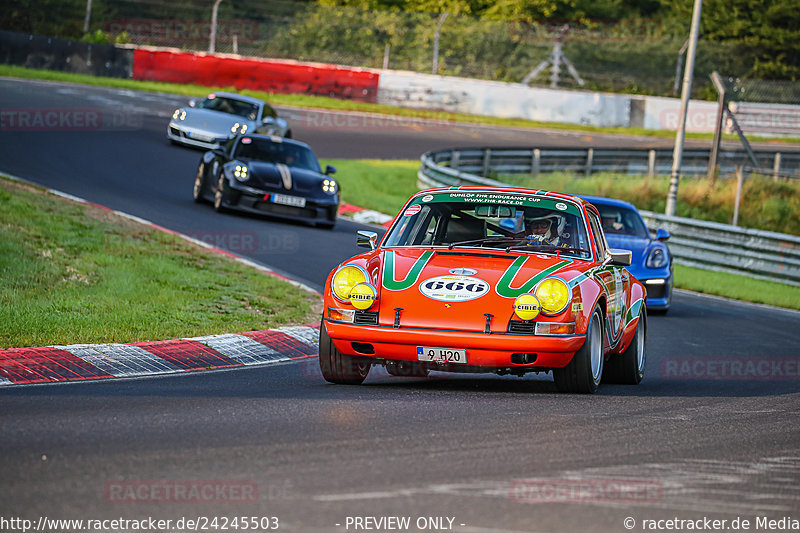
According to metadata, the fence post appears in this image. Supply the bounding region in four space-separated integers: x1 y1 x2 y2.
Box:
732 165 744 226
647 149 656 178
585 148 594 177
482 149 492 177
450 150 460 170
531 149 540 177
773 152 782 182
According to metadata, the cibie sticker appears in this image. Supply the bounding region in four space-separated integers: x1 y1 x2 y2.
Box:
419 275 489 302
241 137 252 144
421 195 434 202
555 202 568 211
404 204 422 216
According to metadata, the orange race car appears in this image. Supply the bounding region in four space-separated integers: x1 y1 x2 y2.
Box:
319 187 647 393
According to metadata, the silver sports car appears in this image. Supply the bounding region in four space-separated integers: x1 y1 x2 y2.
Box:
167 92 291 149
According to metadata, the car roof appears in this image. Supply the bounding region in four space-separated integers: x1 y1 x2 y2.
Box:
236 134 312 150
413 186 594 209
206 92 265 106
577 194 639 211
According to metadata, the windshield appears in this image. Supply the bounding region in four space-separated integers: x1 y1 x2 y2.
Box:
383 191 592 260
233 138 321 172
593 204 649 238
199 95 259 120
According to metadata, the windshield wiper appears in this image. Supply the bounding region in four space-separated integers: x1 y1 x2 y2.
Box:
505 243 591 257
447 236 525 250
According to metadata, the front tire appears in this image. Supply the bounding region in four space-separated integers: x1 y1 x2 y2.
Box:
319 322 371 385
193 163 206 203
553 308 604 394
603 307 646 384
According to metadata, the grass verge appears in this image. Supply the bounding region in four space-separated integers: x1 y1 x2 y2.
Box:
4 64 796 144
0 176 319 349
332 159 800 310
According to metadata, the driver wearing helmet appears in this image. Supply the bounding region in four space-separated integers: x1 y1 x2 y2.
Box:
523 213 567 246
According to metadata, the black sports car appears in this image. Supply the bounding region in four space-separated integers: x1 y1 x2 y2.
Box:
193 135 339 228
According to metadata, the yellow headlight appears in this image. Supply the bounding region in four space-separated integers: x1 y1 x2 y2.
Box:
349 283 377 310
331 265 368 302
534 278 571 315
513 293 541 321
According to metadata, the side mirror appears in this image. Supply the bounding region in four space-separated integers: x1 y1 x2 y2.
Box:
357 230 378 250
325 165 337 175
608 249 632 267
262 116 275 124
188 99 196 108
655 228 670 241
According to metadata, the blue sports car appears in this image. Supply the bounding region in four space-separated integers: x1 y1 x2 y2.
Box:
580 195 673 312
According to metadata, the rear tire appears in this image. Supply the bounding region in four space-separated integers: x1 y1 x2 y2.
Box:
319 322 371 385
213 172 228 213
553 308 604 394
603 307 646 384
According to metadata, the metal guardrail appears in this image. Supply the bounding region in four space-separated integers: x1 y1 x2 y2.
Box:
639 211 800 286
418 147 800 286
419 147 800 182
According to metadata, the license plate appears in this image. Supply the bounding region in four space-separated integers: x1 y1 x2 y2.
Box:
417 346 467 364
272 193 306 208
188 132 213 142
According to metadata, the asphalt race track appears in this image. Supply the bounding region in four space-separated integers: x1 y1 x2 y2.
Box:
1 77 799 532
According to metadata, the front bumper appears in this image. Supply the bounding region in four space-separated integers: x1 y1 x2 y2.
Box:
640 276 672 309
324 319 586 370
223 184 338 224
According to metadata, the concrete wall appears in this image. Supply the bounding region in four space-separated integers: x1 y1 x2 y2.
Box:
377 70 631 128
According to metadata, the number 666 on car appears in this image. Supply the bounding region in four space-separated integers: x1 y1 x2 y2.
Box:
319 186 648 393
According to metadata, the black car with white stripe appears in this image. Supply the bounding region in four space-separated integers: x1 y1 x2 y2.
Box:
192 135 339 228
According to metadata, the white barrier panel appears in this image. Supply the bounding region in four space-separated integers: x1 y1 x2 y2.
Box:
641 96 719 133
377 70 631 127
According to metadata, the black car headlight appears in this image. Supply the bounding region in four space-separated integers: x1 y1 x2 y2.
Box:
233 164 249 182
646 246 668 269
322 179 337 194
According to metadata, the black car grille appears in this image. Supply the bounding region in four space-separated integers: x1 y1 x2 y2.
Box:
508 320 536 334
257 202 317 218
354 311 379 325
645 283 667 299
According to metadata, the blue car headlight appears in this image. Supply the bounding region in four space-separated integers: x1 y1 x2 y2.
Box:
646 246 668 269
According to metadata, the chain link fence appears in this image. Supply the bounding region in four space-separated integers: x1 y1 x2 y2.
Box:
2 0 759 97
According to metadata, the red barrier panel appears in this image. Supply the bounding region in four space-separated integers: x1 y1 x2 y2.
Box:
132 49 379 102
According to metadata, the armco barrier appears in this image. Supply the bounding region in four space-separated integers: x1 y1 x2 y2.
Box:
419 147 800 182
131 48 379 102
418 147 800 286
639 211 800 286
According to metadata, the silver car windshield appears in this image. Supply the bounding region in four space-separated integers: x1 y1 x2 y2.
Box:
199 96 258 120
383 192 592 260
